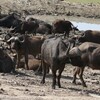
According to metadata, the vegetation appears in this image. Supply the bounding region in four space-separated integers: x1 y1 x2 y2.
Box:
65 0 100 4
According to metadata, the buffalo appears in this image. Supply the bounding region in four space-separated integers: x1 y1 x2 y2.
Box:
0 13 22 28
36 23 52 35
69 42 100 87
7 35 45 70
52 19 79 37
78 30 100 43
26 17 47 24
26 17 52 35
41 37 75 89
11 21 39 34
0 46 15 73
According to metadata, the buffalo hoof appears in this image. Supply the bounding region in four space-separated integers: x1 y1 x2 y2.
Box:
52 85 55 89
72 80 76 85
58 82 61 88
58 84 61 88
41 80 45 84
12 70 17 74
82 83 87 87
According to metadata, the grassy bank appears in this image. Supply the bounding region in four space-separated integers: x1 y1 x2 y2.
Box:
65 0 100 4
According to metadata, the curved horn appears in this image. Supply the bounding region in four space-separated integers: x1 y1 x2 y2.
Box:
16 36 25 43
9 26 15 31
7 36 15 43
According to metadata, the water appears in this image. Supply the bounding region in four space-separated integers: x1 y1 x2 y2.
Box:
72 21 100 31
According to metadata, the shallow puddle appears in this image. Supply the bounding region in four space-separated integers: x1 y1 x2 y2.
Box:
72 21 100 31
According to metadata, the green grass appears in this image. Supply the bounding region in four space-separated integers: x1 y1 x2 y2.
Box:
65 0 100 4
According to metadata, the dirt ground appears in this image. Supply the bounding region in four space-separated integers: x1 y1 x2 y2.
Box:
0 0 100 100
0 65 100 100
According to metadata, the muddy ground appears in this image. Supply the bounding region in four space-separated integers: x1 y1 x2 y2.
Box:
0 0 100 100
1 0 100 19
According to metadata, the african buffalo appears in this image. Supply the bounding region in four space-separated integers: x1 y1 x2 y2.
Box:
78 30 100 43
36 23 52 35
26 17 46 24
26 17 52 35
11 21 39 35
69 42 100 87
41 37 75 89
52 19 79 37
0 46 15 73
0 13 22 28
7 35 45 70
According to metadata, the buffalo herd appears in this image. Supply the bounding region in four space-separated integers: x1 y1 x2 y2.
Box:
0 13 100 89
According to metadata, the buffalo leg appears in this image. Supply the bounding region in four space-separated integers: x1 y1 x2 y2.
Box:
52 69 57 89
41 61 46 84
58 66 65 88
64 32 69 38
78 67 87 87
16 53 21 68
72 67 79 84
46 66 49 73
12 64 16 73
25 54 29 70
